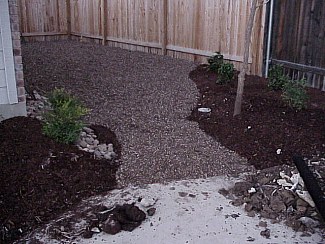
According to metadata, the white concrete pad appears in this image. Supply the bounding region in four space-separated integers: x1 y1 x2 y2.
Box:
30 177 324 244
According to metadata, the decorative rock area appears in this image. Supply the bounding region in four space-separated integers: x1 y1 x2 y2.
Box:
76 127 117 160
26 90 117 161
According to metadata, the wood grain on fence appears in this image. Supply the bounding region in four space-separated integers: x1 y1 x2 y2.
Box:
19 0 68 41
18 0 267 75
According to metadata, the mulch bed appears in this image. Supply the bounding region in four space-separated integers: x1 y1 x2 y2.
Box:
189 64 325 170
0 116 120 243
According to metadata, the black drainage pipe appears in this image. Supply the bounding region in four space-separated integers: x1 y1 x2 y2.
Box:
293 156 325 221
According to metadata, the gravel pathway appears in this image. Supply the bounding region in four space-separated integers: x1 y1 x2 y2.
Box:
22 41 251 187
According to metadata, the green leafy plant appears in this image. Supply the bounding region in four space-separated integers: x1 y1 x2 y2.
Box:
43 88 88 144
207 52 236 84
217 63 235 84
207 52 224 72
268 64 289 90
282 79 308 110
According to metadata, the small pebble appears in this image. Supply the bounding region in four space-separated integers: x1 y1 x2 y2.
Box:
178 192 188 197
147 208 156 216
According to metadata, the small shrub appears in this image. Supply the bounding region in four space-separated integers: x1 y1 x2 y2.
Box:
268 65 288 90
43 89 88 144
217 63 235 84
207 52 224 72
282 79 308 110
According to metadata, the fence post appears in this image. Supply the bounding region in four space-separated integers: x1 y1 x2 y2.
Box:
161 0 168 55
101 0 107 45
66 0 71 38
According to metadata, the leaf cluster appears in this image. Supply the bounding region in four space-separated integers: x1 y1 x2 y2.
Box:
43 89 88 144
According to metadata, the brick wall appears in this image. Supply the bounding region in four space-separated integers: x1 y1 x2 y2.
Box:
8 0 25 103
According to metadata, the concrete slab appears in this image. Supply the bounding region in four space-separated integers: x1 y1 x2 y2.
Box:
0 102 26 121
30 176 324 244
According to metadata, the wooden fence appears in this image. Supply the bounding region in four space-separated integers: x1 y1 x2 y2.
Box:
271 0 325 90
18 0 267 75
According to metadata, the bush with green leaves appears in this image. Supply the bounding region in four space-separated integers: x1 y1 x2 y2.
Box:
207 52 235 84
207 52 224 72
268 64 289 90
282 79 308 110
43 89 88 144
217 62 235 84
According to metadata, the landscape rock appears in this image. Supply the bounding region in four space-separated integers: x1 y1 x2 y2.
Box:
102 215 121 235
299 217 319 228
107 144 114 153
260 228 271 238
85 137 94 145
83 127 93 134
79 140 88 148
259 221 267 228
147 208 156 216
140 198 156 208
104 154 112 160
225 165 322 235
91 227 101 233
94 150 102 158
82 230 93 239
98 144 108 152
269 196 286 212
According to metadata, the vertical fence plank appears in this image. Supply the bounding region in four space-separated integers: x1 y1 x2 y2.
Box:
101 0 107 45
66 0 71 36
161 0 168 55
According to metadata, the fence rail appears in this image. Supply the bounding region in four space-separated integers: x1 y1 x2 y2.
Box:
18 0 266 75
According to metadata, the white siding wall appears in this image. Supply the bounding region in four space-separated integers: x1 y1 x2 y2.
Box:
0 0 18 105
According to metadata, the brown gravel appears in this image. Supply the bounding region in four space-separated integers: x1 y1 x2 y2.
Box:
22 40 251 187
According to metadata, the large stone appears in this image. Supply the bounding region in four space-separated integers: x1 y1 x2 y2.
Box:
79 140 88 148
147 208 156 216
85 137 95 145
123 204 146 222
232 182 253 196
296 198 308 214
94 150 102 158
83 127 94 134
270 196 287 212
281 189 296 206
260 229 271 238
98 144 108 152
107 143 114 153
104 153 112 160
299 217 319 228
102 215 121 235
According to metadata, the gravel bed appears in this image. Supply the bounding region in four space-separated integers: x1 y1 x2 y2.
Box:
22 40 251 187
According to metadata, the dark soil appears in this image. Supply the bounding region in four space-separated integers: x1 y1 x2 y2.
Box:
82 204 147 239
0 116 120 244
189 65 325 170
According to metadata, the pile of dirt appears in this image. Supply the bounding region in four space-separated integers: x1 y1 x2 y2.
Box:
0 116 120 243
189 65 325 170
220 165 324 236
